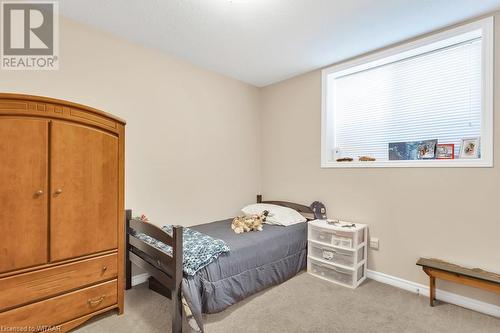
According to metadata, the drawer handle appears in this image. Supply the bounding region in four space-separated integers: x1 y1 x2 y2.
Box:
88 295 105 307
102 266 108 273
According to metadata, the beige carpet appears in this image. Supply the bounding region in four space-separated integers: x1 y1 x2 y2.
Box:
75 273 499 333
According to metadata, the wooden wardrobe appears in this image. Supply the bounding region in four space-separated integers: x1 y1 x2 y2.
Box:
0 94 125 331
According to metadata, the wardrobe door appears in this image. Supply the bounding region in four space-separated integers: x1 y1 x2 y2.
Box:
0 119 48 273
50 122 118 261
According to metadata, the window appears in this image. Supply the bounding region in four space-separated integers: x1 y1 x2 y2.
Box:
321 17 494 168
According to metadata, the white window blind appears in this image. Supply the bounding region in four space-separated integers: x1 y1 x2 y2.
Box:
322 17 493 168
333 38 481 160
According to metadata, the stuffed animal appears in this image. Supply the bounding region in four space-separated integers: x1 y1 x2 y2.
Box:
231 211 269 234
231 216 251 234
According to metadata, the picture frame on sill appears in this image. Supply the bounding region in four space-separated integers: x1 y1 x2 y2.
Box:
388 139 437 160
436 144 455 159
416 140 437 159
388 142 408 160
459 137 480 159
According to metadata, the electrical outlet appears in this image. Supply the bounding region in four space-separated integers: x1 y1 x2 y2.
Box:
370 237 379 250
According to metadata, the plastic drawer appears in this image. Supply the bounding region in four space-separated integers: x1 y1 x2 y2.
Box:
309 258 354 286
331 229 365 249
309 225 334 244
308 242 364 267
310 225 365 249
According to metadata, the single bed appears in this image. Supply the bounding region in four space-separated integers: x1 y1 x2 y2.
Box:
125 195 320 333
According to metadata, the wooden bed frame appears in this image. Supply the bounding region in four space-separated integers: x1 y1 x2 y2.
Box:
125 195 317 333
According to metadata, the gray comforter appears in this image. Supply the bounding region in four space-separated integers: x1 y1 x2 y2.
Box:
183 219 308 332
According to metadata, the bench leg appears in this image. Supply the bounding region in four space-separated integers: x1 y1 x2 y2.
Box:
429 276 436 307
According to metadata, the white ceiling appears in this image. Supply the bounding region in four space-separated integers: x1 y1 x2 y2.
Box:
60 0 500 87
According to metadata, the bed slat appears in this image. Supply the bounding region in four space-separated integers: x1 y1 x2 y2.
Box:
129 235 173 266
129 218 173 247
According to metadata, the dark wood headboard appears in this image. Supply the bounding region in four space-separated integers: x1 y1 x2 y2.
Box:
256 194 316 220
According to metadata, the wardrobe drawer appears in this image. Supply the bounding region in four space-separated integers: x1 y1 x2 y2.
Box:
0 279 117 328
0 253 117 311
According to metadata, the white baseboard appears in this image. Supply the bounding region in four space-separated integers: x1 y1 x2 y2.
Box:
367 269 500 318
131 273 150 287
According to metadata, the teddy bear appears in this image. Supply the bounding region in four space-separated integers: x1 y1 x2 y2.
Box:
231 210 269 234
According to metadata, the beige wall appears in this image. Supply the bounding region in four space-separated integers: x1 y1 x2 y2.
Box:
260 12 500 306
0 17 261 227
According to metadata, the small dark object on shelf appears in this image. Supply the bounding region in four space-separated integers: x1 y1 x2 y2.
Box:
359 156 376 161
336 157 353 162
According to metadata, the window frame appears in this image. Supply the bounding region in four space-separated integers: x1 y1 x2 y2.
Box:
321 17 494 168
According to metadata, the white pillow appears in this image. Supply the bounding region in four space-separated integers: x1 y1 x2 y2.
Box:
241 203 307 226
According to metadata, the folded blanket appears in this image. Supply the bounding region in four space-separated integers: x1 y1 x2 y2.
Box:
132 225 230 276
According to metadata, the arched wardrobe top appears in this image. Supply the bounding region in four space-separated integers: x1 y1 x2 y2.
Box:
0 93 126 134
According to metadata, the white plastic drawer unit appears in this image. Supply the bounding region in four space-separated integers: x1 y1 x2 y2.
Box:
309 224 365 249
307 219 368 288
308 258 365 287
308 241 364 268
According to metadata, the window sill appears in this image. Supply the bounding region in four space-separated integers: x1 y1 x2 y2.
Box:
321 159 493 168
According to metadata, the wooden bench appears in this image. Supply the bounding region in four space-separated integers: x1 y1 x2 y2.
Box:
417 258 500 307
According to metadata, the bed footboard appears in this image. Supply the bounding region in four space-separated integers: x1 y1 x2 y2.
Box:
125 209 183 333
